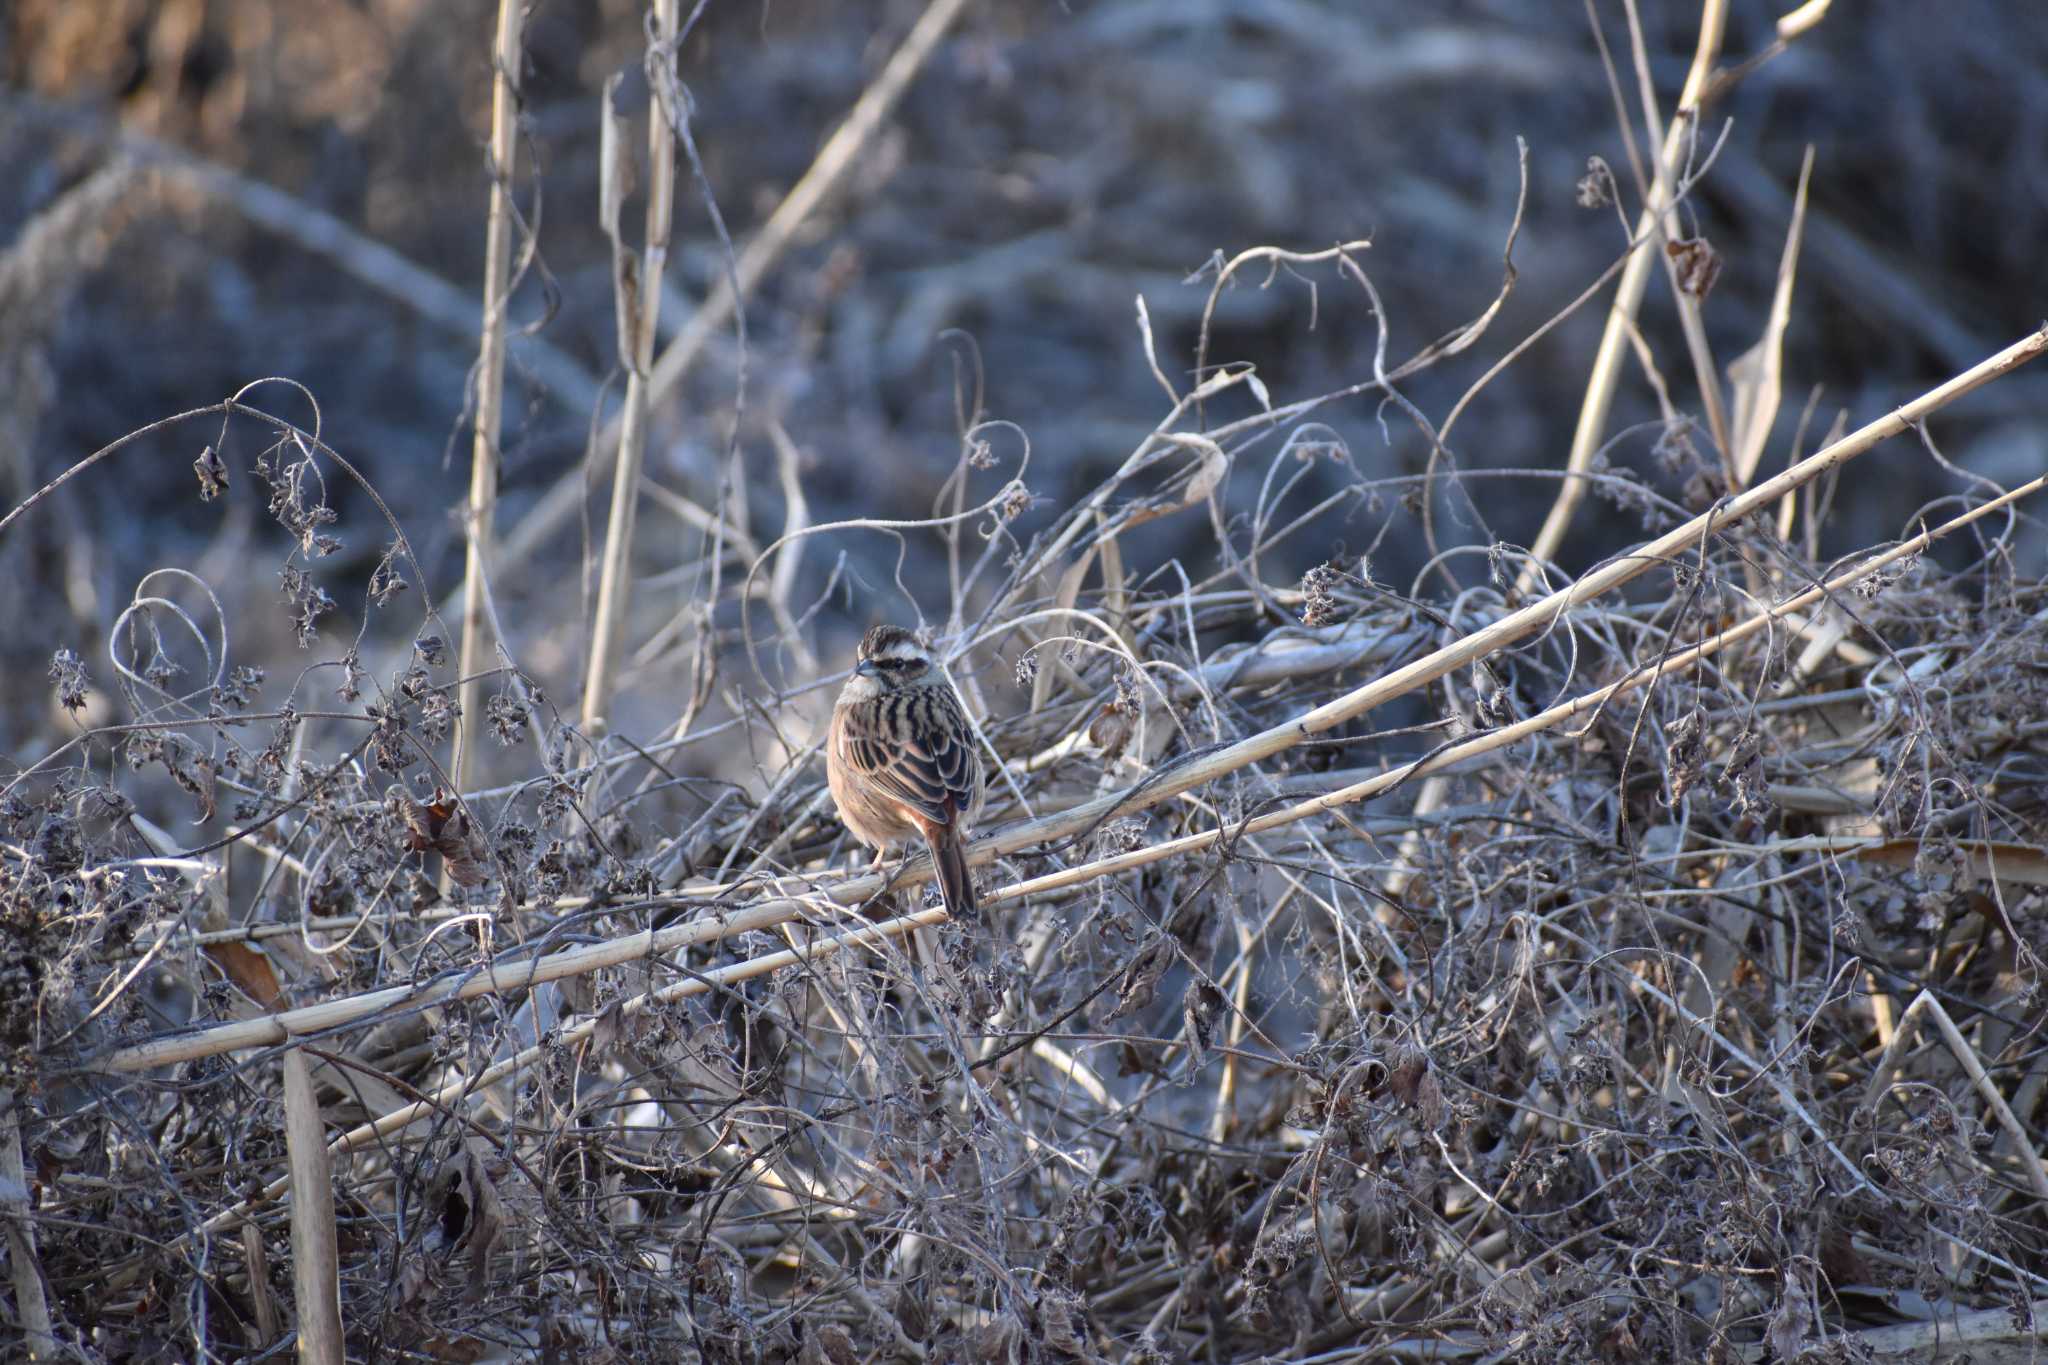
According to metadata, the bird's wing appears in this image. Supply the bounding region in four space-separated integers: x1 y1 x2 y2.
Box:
843 688 979 829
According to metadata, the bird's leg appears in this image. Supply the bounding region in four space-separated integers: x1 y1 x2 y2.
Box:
859 845 905 923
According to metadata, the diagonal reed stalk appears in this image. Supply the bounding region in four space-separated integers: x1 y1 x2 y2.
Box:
99 325 2047 1087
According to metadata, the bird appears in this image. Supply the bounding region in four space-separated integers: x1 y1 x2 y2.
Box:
826 624 986 921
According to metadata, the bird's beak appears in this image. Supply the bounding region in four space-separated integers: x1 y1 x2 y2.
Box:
856 659 880 678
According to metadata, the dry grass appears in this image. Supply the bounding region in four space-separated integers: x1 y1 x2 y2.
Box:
4 3 2048 1362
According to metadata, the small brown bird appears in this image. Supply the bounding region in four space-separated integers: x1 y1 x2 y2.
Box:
826 625 986 919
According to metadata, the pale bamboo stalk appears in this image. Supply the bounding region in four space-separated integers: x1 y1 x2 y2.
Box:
1733 1299 2048 1365
282 1047 343 1364
94 327 2048 1079
1208 916 1256 1146
1622 0 1733 470
456 0 974 617
582 0 681 734
1519 0 1727 590
990 467 2046 908
1863 991 2048 1205
143 438 2043 1257
241 1218 280 1346
453 0 525 799
1 1090 54 1359
1736 148 1815 488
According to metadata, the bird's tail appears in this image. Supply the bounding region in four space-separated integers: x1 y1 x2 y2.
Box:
930 832 978 923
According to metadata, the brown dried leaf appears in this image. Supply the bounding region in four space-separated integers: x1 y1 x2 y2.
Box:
1666 235 1722 299
1856 838 2048 888
1175 434 1228 508
1088 703 1134 760
1180 981 1223 1082
162 747 216 824
1038 1284 1089 1355
193 444 229 500
972 1309 1024 1364
588 997 628 1056
430 1140 507 1303
1107 938 1172 1023
205 941 282 1011
800 1322 860 1365
1766 1270 1812 1363
1114 1039 1166 1080
398 788 492 887
1386 1046 1426 1105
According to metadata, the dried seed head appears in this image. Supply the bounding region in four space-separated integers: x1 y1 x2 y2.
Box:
48 649 90 714
1576 156 1614 208
193 444 229 500
1666 235 1723 299
1300 562 1343 627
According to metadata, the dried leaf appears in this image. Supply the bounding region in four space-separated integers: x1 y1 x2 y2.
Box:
205 941 282 1011
1387 1046 1428 1108
1729 146 1814 486
161 746 217 824
1666 235 1722 299
1038 1285 1089 1354
589 998 628 1056
1858 838 2048 888
1088 703 1134 760
430 1140 507 1303
1243 370 1271 412
971 1309 1024 1364
1172 433 1228 509
800 1322 860 1365
193 444 229 500
1766 1270 1812 1362
409 1330 490 1362
1107 938 1173 1023
1180 981 1223 1082
398 788 492 887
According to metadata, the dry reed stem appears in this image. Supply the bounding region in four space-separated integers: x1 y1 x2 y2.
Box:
452 0 525 802
468 0 974 607
13 10 2047 1357
1520 0 1729 589
1735 1298 2048 1364
989 464 2046 904
282 1046 344 1364
95 327 2047 1070
0 1090 54 1358
1623 0 1734 471
240 1218 280 1344
1860 991 2048 1206
582 0 681 733
1733 146 1815 487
